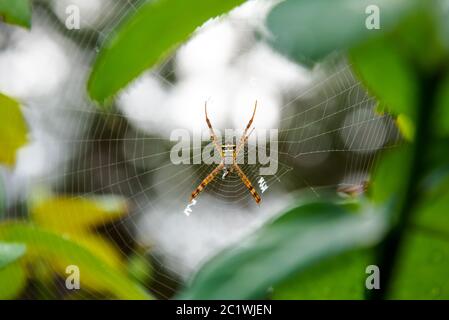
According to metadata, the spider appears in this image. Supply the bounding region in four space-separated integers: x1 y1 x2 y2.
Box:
189 101 261 204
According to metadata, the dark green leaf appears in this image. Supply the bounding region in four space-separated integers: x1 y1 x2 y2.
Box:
88 0 245 103
390 9 446 73
178 201 385 299
434 73 449 137
0 0 31 28
266 0 418 66
350 37 418 119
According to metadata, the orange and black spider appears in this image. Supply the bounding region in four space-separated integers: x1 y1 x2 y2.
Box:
190 101 261 204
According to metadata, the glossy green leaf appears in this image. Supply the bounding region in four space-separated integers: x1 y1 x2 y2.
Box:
0 93 28 166
0 262 27 299
0 242 26 269
388 231 449 299
0 0 31 28
0 223 151 299
266 0 418 66
88 0 245 103
350 37 418 119
273 249 371 299
178 201 385 299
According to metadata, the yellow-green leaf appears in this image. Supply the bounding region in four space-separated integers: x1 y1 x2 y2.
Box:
0 262 27 299
72 233 123 270
0 93 28 166
396 114 415 141
31 195 128 232
0 222 151 299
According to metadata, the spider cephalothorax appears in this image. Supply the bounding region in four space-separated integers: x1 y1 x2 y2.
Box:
189 101 261 204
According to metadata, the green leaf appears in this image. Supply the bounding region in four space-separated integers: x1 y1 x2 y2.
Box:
88 0 245 103
350 36 418 120
273 249 371 299
370 146 411 205
388 231 449 299
0 242 26 269
127 253 152 284
0 223 151 299
390 9 446 73
434 72 449 137
178 201 385 299
0 0 31 28
0 93 28 166
414 188 449 236
0 262 27 299
266 0 418 66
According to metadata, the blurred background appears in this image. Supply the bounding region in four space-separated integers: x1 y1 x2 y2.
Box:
0 0 433 300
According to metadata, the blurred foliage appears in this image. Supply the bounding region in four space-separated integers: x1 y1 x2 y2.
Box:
1 0 449 300
0 260 27 299
0 222 151 299
0 0 31 29
30 193 130 270
0 242 26 268
266 0 418 66
0 190 151 298
435 73 449 137
389 231 449 299
179 200 384 299
31 194 128 233
273 249 371 299
0 242 27 299
179 0 449 300
88 0 245 103
0 93 28 166
350 37 418 120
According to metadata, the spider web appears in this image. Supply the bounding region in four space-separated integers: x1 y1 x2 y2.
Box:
7 0 402 299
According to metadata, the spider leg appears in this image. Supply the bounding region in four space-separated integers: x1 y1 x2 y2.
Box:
235 100 257 157
235 127 255 158
190 162 225 202
205 102 223 156
233 163 261 204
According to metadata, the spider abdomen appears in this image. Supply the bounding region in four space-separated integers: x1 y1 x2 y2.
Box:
222 145 235 165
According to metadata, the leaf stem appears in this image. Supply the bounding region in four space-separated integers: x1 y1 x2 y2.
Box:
368 70 443 299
